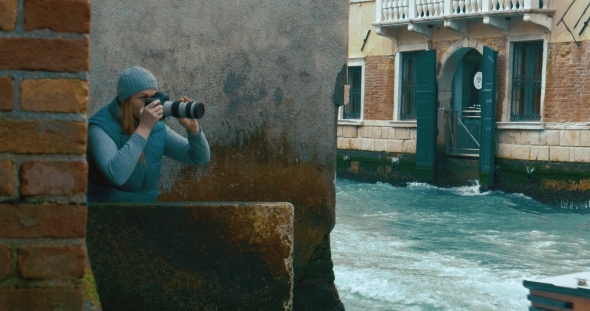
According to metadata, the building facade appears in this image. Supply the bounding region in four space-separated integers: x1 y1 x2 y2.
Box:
339 0 590 207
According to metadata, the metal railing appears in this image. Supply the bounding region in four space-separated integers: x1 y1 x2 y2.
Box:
445 109 481 157
376 0 548 23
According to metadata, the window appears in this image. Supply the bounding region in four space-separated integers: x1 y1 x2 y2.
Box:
511 41 543 121
344 66 362 119
400 51 422 120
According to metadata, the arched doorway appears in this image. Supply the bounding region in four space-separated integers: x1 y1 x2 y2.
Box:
447 49 482 157
432 42 498 187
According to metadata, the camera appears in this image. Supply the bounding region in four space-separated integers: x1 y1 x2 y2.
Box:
144 91 205 119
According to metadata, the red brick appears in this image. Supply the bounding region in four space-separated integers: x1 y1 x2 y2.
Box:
0 0 17 31
20 162 87 196
0 38 88 72
17 246 86 279
0 160 13 195
21 79 88 113
0 245 11 280
24 0 90 33
0 204 87 238
0 288 83 311
0 120 87 154
0 76 13 111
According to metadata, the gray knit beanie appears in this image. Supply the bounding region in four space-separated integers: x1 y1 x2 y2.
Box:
117 66 158 101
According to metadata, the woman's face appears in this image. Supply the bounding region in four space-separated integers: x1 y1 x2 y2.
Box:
129 89 157 119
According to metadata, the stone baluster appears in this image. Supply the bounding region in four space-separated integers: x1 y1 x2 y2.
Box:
505 0 512 9
517 0 523 8
476 0 482 11
392 0 398 20
418 0 425 17
459 0 465 13
465 0 472 13
453 0 459 13
437 0 444 15
491 0 498 10
403 0 409 19
427 0 434 16
388 0 394 20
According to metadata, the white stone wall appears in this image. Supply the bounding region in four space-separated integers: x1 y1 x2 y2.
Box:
496 128 590 163
337 125 417 153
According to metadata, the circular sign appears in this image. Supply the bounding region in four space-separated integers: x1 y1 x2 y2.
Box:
474 72 483 90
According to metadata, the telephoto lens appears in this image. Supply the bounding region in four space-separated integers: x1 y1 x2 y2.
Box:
144 92 205 119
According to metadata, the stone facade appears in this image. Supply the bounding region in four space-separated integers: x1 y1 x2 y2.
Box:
338 123 417 154
0 0 91 310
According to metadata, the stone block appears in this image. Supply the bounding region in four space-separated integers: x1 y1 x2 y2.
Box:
336 126 342 137
497 130 518 144
0 245 10 280
387 140 403 153
24 0 90 33
86 202 294 311
17 245 86 279
0 160 13 196
524 131 540 145
0 120 87 154
0 38 88 72
550 146 571 162
0 289 83 311
402 140 416 153
374 139 387 152
337 137 350 149
0 0 17 31
341 126 357 138
20 161 87 196
572 148 590 163
560 130 580 147
21 79 88 113
363 127 382 139
530 146 549 161
361 138 375 151
580 131 590 147
496 143 512 158
540 130 560 146
396 128 411 140
0 77 13 111
350 138 362 150
512 145 531 160
0 204 87 238
386 128 396 140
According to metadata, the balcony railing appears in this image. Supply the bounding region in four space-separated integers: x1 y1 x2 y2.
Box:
376 0 549 23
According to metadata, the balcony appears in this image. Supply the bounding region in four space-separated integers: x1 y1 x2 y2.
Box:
373 0 554 40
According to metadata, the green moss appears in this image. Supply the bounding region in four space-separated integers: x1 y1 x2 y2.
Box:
84 265 102 309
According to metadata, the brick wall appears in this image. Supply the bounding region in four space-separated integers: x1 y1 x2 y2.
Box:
544 41 590 122
0 0 90 310
363 55 395 120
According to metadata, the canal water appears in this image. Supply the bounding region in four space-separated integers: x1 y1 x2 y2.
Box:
332 178 590 311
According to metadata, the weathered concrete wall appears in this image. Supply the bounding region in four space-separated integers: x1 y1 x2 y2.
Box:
86 202 294 311
89 1 348 309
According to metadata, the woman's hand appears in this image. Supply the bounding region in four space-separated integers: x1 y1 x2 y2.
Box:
136 101 163 139
176 96 200 135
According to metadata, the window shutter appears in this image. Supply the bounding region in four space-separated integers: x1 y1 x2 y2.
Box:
415 49 437 171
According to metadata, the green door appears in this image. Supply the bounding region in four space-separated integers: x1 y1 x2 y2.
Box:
415 49 437 172
479 46 498 187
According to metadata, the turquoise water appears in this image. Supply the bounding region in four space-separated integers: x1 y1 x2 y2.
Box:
333 178 590 311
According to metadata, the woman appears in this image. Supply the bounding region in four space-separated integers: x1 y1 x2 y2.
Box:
87 66 210 202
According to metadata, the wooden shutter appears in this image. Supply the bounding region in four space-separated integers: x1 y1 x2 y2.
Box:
479 46 498 187
415 49 437 171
